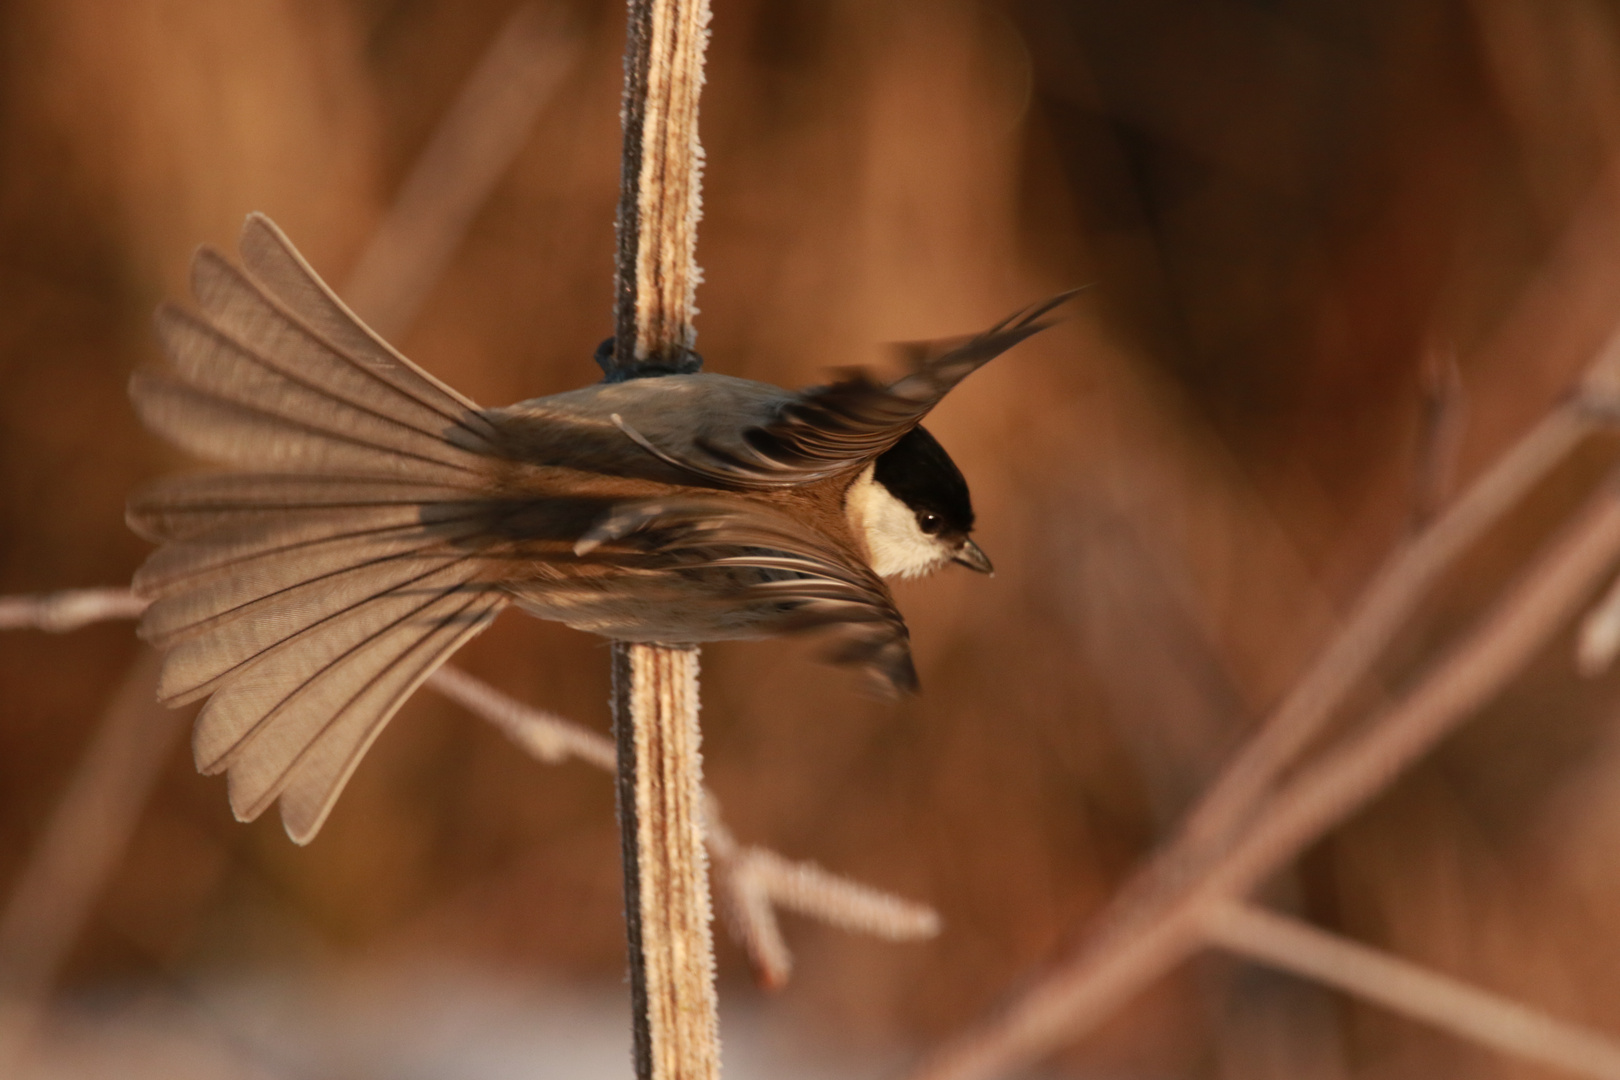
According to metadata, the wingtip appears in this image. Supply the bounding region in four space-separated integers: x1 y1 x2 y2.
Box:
875 652 920 698
1009 285 1092 333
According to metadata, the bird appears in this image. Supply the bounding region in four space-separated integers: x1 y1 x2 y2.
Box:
127 213 1072 843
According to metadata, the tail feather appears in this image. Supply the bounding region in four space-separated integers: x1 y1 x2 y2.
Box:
147 306 490 476
273 592 504 844
129 474 480 545
234 212 500 447
130 370 481 485
138 514 493 649
158 551 487 706
128 215 525 843
187 247 500 456
135 508 478 597
205 578 500 815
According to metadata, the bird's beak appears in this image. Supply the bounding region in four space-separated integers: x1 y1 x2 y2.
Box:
953 538 994 575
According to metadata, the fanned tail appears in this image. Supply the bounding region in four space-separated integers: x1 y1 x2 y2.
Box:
129 214 512 844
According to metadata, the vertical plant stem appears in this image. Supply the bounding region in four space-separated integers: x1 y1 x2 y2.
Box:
614 644 718 1079
609 1 718 1078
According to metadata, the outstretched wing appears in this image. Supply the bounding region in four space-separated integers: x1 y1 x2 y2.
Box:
616 290 1081 488
568 496 918 694
129 213 515 844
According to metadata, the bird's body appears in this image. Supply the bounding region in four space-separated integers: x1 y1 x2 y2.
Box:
128 214 1064 842
476 372 861 640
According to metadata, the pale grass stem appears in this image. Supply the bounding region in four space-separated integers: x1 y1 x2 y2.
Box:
1203 901 1620 1080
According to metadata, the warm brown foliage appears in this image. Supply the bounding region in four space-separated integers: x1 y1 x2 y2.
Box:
5 1 1620 1077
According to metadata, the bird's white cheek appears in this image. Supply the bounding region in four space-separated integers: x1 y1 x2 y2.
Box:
844 466 953 579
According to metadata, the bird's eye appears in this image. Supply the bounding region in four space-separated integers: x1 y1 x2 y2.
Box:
917 511 943 535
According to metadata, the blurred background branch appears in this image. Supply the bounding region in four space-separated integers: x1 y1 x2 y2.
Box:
8 1 1620 1078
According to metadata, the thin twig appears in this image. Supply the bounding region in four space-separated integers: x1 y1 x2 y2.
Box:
1204 901 1620 1080
703 797 939 989
428 663 616 770
1577 566 1620 676
0 587 941 986
910 456 1620 1080
1411 343 1467 531
702 801 792 989
1180 400 1596 853
0 588 148 633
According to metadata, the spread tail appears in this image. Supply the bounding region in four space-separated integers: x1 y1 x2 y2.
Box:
128 214 510 843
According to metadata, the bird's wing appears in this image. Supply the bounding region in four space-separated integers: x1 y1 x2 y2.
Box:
613 290 1081 489
570 496 918 695
129 213 518 844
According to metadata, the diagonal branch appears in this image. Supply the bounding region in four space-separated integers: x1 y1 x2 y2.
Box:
0 587 940 992
1203 901 1620 1080
341 4 579 339
911 373 1620 1080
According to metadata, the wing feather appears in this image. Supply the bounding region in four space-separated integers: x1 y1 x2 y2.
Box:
577 496 918 693
628 290 1080 488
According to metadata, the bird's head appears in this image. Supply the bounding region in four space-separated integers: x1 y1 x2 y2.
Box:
845 426 993 579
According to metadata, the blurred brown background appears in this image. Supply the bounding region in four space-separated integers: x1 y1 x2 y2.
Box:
5 0 1620 1077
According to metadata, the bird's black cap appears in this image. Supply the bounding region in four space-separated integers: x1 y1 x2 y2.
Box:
872 425 974 535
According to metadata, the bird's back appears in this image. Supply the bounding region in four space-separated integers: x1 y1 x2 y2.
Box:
482 373 800 487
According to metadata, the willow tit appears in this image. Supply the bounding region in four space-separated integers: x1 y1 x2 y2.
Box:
127 214 1069 842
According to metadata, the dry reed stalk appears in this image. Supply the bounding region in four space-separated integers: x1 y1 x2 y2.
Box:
1411 344 1467 532
1181 401 1595 852
341 4 577 340
613 645 718 1079
606 0 717 1077
911 427 1620 1080
1203 901 1620 1080
1073 513 1352 1077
